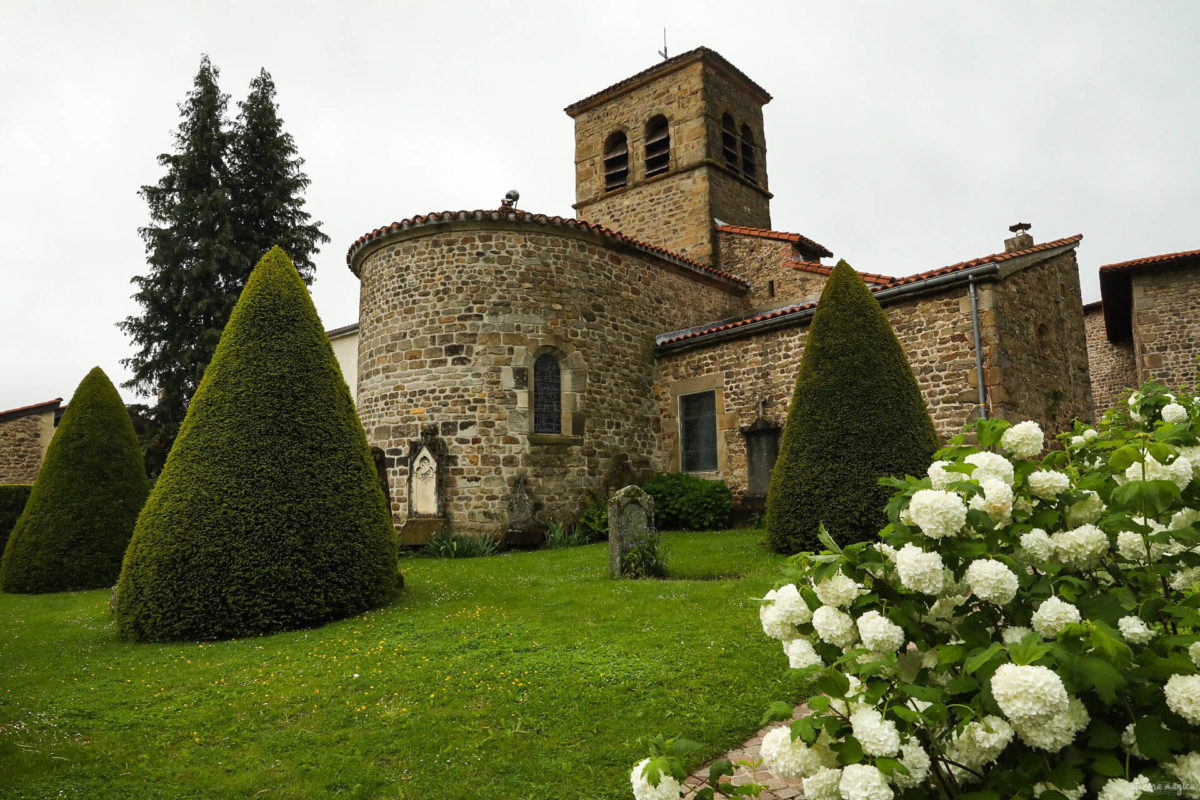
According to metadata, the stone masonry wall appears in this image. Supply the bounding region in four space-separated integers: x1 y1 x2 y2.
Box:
1131 262 1200 393
988 250 1095 430
1084 306 1137 413
570 57 770 264
656 285 986 501
715 231 828 312
354 220 745 535
0 409 54 484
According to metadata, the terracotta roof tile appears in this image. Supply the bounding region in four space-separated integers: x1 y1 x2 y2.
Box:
717 224 834 259
885 235 1083 288
346 208 750 289
564 47 770 117
785 259 892 285
1100 248 1200 272
658 234 1084 348
0 397 62 420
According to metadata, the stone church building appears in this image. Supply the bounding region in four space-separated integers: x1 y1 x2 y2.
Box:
2 48 1197 540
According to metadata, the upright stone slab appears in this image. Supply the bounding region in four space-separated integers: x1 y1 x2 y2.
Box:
400 426 448 546
504 473 545 548
608 485 654 578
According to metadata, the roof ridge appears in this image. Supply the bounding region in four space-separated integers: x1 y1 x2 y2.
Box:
346 208 750 288
1100 248 1200 271
564 47 770 116
782 259 892 285
0 397 62 418
886 234 1083 288
716 224 834 258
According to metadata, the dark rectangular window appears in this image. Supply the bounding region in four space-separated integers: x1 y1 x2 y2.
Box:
680 391 718 472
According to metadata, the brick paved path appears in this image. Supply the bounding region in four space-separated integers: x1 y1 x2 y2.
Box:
679 706 809 800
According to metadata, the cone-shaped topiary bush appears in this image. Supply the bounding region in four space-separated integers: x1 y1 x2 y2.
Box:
766 261 938 554
0 485 33 565
1 369 149 593
116 247 397 642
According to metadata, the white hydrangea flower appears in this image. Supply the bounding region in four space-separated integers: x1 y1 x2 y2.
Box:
759 726 836 780
838 763 894 800
891 740 931 790
964 559 1019 604
1027 469 1070 499
803 768 842 800
1083 427 1098 441
991 663 1069 724
813 572 861 608
856 610 905 653
1171 566 1200 592
630 759 680 800
1120 723 1143 758
1001 420 1044 459
1116 530 1153 563
830 674 865 716
1163 402 1189 424
812 606 859 650
1070 435 1085 448
1171 507 1200 530
1117 615 1156 644
969 478 1014 524
947 715 1013 767
1065 490 1105 526
1013 697 1088 752
1125 454 1193 491
1051 524 1109 570
1181 446 1200 482
1166 674 1200 724
1002 625 1033 645
785 637 823 669
895 544 944 595
1019 529 1054 562
907 489 967 539
849 708 901 757
874 542 898 562
1034 782 1085 800
1097 775 1153 800
1166 752 1200 800
1032 596 1082 638
1190 641 1200 668
965 451 1015 485
927 460 957 489
760 583 812 641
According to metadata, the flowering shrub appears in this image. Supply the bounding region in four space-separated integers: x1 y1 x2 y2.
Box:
636 381 1200 799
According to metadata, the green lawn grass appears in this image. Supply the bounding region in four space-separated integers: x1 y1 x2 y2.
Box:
0 530 803 800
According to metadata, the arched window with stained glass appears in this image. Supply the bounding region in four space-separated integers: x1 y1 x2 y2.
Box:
533 353 562 434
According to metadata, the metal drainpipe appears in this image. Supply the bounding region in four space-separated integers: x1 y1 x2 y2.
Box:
968 276 988 419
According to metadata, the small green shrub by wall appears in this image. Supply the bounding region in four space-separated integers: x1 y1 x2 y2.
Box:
0 369 149 593
766 260 938 554
642 473 732 531
0 484 33 558
116 247 397 642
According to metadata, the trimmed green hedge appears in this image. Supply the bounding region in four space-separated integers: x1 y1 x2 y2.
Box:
0 484 33 557
116 247 398 642
642 473 732 531
766 261 938 554
0 369 149 593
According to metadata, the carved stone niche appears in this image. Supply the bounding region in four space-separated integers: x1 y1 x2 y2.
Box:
400 425 449 546
741 415 781 504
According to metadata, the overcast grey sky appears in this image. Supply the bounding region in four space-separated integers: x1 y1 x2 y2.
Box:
2 0 1197 411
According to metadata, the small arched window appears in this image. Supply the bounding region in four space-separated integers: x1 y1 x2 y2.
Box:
740 124 757 181
603 131 629 191
645 115 670 178
721 114 739 173
533 353 562 434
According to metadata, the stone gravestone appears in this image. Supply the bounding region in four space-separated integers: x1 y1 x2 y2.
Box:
400 426 448 546
608 485 654 578
504 473 545 548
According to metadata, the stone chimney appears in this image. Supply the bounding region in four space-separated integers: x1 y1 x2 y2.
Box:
1005 222 1034 253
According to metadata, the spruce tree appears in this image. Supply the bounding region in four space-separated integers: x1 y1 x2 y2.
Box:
116 248 397 642
119 55 236 476
230 68 329 283
119 57 327 477
766 261 938 554
1 368 149 593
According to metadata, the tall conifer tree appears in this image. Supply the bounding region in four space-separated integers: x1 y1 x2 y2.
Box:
230 68 328 283
119 57 326 476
